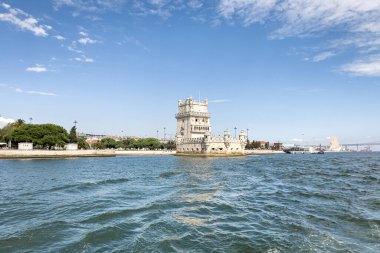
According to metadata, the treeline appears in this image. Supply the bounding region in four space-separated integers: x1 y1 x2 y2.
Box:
0 119 175 150
0 120 88 149
245 140 269 149
92 137 176 150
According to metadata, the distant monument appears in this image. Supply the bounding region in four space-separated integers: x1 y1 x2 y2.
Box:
329 136 343 152
175 97 247 156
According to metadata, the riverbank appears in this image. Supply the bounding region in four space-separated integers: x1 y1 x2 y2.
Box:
115 150 175 156
116 150 284 156
245 150 285 155
0 150 115 159
0 149 285 159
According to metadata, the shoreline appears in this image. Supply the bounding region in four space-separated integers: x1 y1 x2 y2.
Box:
245 150 285 155
0 150 116 159
115 150 175 156
0 149 286 159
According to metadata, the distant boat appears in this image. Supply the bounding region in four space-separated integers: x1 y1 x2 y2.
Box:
284 146 324 154
284 147 310 154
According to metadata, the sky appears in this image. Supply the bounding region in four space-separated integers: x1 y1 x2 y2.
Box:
0 0 380 146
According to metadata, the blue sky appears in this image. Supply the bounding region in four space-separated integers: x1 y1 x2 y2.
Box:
0 0 380 145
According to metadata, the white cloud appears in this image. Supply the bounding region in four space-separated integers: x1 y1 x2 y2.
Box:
78 37 98 44
218 0 276 26
292 138 302 142
188 0 203 9
67 44 83 53
26 90 57 96
217 1 380 38
312 51 336 62
0 2 50 37
26 64 47 73
53 35 65 40
0 116 15 128
79 31 88 36
0 83 57 96
216 0 380 76
74 55 94 62
53 0 127 12
15 87 57 96
341 56 380 76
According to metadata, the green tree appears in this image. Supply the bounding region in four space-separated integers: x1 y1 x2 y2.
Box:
93 138 117 149
163 140 176 150
69 126 78 143
78 137 89 149
245 139 251 149
0 119 25 142
7 124 70 149
13 119 25 128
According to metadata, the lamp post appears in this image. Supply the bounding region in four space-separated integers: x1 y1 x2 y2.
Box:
164 127 166 141
29 117 33 124
246 128 249 140
156 130 159 139
234 127 237 138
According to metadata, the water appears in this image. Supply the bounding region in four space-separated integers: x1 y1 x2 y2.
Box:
0 153 379 252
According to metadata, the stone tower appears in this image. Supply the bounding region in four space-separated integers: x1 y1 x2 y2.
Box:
175 97 246 156
175 97 211 141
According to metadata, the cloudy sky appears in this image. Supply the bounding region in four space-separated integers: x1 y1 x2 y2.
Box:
0 0 379 144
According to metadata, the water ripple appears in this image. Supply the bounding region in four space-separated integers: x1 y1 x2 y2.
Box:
0 153 379 252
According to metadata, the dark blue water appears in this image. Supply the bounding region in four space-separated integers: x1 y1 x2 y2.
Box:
0 153 379 252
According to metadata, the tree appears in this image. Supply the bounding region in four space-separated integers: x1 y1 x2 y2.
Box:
78 137 89 149
163 140 176 150
13 119 25 128
7 124 70 149
69 126 78 143
93 138 117 149
245 139 251 149
0 119 25 142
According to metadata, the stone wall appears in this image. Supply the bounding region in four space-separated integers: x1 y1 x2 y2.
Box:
0 150 115 159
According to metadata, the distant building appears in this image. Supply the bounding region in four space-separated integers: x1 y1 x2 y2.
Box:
272 142 283 150
65 143 78 150
18 142 33 150
175 97 247 156
259 141 269 149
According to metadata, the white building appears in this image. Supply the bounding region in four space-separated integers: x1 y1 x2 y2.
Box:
175 97 247 156
65 143 78 150
18 142 33 150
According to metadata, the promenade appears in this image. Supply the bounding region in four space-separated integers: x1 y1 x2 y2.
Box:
0 150 116 159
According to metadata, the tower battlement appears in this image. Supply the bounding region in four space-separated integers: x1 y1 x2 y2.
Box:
178 97 208 107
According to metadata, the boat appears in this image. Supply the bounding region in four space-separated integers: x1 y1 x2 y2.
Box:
309 146 325 154
283 146 310 154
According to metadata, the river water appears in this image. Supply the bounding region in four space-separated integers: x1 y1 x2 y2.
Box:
0 153 379 252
